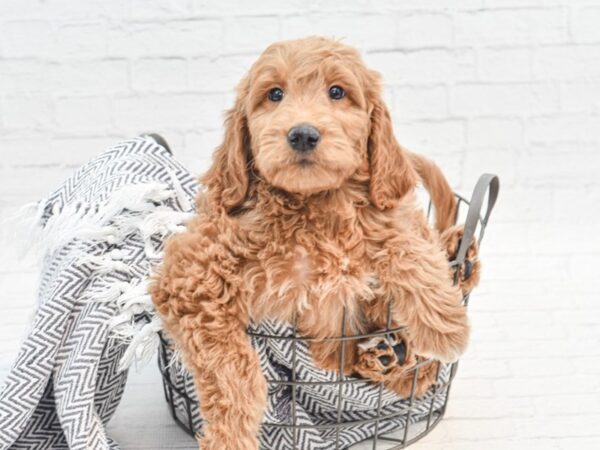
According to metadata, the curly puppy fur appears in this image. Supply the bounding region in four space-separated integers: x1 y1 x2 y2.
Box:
151 37 475 450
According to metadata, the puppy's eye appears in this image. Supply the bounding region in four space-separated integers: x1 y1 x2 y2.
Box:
268 87 284 102
328 85 345 100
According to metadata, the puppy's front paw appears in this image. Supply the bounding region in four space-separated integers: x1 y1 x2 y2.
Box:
354 333 410 382
441 224 481 295
410 317 470 364
354 332 439 398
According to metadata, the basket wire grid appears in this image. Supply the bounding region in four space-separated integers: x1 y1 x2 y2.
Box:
158 174 499 449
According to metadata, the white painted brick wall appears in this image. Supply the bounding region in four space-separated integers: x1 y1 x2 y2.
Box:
1 1 599 449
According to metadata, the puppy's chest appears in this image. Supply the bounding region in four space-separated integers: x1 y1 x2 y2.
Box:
248 237 382 317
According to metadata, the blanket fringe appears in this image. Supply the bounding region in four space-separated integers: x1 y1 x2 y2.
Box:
115 317 163 371
8 181 193 370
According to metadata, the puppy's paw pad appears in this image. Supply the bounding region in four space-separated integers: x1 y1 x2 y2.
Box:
353 336 393 381
378 354 393 368
392 341 407 365
356 332 411 377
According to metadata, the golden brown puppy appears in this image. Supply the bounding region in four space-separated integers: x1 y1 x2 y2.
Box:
151 37 478 450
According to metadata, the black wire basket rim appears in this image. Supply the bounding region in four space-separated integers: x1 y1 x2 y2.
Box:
159 325 440 383
246 325 407 342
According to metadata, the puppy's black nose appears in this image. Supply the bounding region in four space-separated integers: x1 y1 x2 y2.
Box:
287 124 320 152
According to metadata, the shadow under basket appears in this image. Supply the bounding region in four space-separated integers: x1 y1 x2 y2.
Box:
157 174 500 450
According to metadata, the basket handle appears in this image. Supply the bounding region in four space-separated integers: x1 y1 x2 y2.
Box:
454 173 500 265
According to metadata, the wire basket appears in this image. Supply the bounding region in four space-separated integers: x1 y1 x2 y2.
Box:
158 174 499 449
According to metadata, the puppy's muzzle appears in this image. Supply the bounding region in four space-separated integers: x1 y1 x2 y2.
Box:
287 124 320 152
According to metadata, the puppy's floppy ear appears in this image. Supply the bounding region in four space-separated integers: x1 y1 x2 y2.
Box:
202 78 251 211
368 74 417 210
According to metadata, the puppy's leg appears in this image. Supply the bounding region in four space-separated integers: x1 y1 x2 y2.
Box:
182 307 266 450
441 224 481 295
375 234 470 363
151 229 267 450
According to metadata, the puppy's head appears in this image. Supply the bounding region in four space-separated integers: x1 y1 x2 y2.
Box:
203 37 416 211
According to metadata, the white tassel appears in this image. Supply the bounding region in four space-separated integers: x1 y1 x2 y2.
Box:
76 254 133 275
86 281 131 303
93 183 174 225
109 307 148 331
168 169 194 212
137 207 194 259
117 318 162 371
169 345 188 374
103 279 164 370
114 279 153 310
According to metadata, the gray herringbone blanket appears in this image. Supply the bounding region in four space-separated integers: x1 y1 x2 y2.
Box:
0 137 450 450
